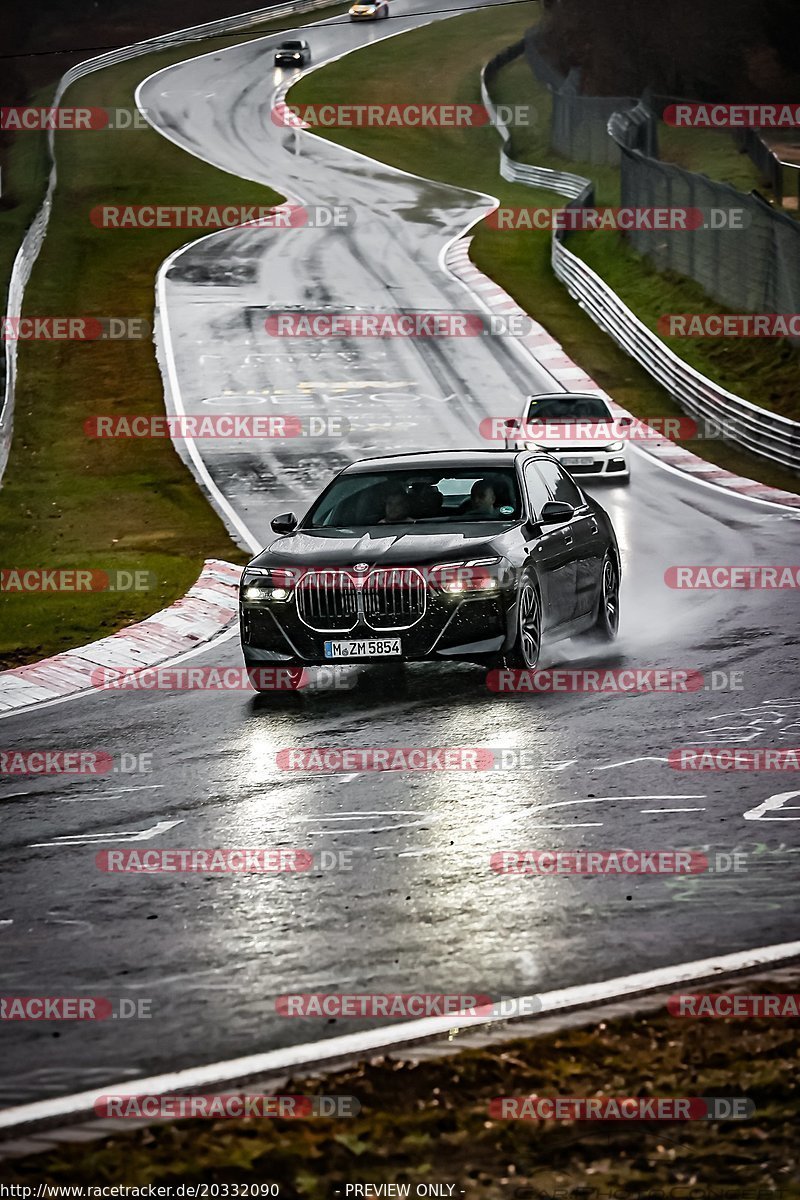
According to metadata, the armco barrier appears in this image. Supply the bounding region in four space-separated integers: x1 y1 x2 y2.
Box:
0 0 338 486
481 45 588 201
481 44 800 475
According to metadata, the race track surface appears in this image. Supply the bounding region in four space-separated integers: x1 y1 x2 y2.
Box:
1 0 799 1106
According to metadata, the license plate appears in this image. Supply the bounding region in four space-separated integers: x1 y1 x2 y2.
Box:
560 456 595 467
324 638 402 659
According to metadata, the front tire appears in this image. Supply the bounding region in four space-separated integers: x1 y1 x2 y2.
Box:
505 578 542 669
589 553 620 642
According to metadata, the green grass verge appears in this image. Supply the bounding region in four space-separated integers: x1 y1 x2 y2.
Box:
3 979 798 1192
657 124 800 225
658 123 764 194
287 9 800 494
0 6 347 669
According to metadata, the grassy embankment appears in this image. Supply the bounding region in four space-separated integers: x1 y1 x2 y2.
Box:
0 6 347 668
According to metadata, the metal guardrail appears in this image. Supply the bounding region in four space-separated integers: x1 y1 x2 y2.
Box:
0 0 338 485
482 44 800 475
554 243 800 472
480 52 588 201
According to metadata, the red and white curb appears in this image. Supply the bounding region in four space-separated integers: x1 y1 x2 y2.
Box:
446 238 800 509
0 559 241 716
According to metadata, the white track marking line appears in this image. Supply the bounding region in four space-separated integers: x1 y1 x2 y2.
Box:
744 790 800 821
524 822 604 829
29 819 183 849
2 938 798 1134
592 795 707 801
61 785 167 802
289 810 425 820
528 795 706 811
596 757 670 768
305 821 427 835
640 807 707 814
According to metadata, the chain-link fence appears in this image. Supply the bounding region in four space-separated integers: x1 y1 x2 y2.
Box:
732 128 784 203
523 31 800 335
610 103 800 323
524 30 642 166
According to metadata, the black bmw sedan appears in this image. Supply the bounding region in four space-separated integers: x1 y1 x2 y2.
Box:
239 449 620 679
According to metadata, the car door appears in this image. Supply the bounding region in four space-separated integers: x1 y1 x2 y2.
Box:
534 459 602 620
522 460 575 630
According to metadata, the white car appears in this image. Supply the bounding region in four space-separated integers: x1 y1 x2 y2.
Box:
515 392 631 483
349 0 390 19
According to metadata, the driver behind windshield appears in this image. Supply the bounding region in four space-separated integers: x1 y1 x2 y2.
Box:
379 489 414 524
463 478 499 518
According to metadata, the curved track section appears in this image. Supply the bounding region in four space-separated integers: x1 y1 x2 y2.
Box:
1 1 799 1109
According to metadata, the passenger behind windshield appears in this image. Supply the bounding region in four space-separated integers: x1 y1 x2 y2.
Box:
462 478 500 519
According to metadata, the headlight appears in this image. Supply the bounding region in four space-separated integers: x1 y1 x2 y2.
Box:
607 441 624 452
430 558 508 595
242 569 294 601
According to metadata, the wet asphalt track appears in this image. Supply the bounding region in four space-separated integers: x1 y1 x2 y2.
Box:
1 0 800 1107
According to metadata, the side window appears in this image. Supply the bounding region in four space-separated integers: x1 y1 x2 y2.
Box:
534 459 584 508
523 462 552 520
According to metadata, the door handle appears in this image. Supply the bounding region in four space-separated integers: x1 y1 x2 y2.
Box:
563 530 574 548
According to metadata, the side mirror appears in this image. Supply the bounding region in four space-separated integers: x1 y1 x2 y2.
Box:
270 512 298 534
503 417 522 449
618 416 633 427
540 500 575 524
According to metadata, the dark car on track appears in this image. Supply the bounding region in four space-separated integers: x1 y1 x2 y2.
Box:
239 450 620 681
274 39 311 67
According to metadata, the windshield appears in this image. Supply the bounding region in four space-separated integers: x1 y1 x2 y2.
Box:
280 41 305 48
304 468 522 530
526 395 612 422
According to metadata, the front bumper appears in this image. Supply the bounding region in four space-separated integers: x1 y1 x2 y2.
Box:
349 10 379 18
551 450 629 479
240 590 512 665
